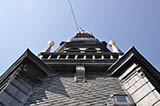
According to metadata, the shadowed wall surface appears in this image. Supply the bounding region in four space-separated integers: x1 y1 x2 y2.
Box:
25 73 126 106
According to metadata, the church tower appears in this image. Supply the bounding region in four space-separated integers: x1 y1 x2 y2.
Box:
0 31 160 106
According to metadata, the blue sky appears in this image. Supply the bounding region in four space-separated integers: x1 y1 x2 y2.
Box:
0 0 160 75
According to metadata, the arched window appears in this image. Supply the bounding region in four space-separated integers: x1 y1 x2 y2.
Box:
86 48 96 52
68 48 80 52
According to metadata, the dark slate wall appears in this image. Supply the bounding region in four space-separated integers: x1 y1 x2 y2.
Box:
25 73 127 106
0 78 33 106
0 60 47 106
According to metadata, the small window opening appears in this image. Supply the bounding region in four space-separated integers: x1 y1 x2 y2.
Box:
115 96 128 103
68 55 75 59
104 55 110 59
86 55 92 59
80 51 85 53
95 55 101 59
51 55 58 59
111 94 134 106
68 48 80 52
77 55 84 59
97 50 102 53
59 55 66 59
86 48 96 52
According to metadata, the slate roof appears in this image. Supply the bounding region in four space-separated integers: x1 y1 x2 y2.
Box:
25 73 126 106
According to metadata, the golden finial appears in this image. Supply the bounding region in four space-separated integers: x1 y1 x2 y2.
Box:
109 40 115 46
48 40 54 46
81 32 85 34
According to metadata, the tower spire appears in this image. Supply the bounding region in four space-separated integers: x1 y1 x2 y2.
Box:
68 0 79 31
